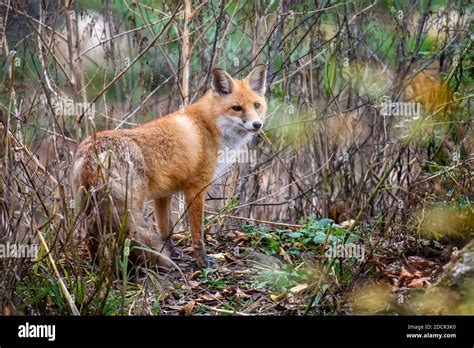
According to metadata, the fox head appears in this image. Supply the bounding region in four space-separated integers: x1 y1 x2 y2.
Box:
211 64 267 133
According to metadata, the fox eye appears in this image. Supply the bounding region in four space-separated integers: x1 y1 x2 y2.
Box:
232 105 242 112
254 103 261 110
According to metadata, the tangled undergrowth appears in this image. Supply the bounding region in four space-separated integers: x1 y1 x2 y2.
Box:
8 206 472 316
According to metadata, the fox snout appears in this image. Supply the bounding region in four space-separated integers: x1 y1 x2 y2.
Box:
252 120 262 130
242 118 263 132
242 108 264 132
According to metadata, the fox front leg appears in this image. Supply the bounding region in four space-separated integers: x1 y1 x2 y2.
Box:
184 185 216 269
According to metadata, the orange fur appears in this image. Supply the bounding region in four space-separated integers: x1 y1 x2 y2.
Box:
71 65 268 268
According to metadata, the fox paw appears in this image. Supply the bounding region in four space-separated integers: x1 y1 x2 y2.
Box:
170 247 183 259
196 255 217 269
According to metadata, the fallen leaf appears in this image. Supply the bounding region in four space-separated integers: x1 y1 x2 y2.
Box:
224 253 237 263
181 300 196 315
413 271 424 278
393 267 414 289
386 272 399 279
233 231 250 243
172 233 184 241
404 256 436 273
188 280 201 288
289 283 308 293
340 219 355 228
198 292 223 302
182 247 193 254
223 288 236 297
206 234 217 243
234 231 247 238
224 231 237 240
218 267 232 275
235 288 251 299
270 293 286 302
232 269 252 275
191 271 201 279
165 305 184 311
400 267 413 278
197 294 215 302
279 246 294 265
407 277 431 288
209 253 226 260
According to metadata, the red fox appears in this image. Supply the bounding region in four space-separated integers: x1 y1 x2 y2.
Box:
71 65 267 268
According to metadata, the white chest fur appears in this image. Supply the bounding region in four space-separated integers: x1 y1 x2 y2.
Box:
214 116 253 180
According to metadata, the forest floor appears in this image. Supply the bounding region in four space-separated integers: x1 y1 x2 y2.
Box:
11 216 465 316
138 219 457 316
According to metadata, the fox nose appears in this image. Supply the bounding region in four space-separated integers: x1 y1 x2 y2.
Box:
252 121 262 130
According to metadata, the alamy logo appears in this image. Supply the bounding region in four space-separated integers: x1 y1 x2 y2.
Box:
380 99 421 118
217 147 257 164
40 95 95 118
18 322 56 341
0 243 39 261
325 243 365 261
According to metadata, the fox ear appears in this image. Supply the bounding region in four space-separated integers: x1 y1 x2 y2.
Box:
211 69 234 96
246 64 267 95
